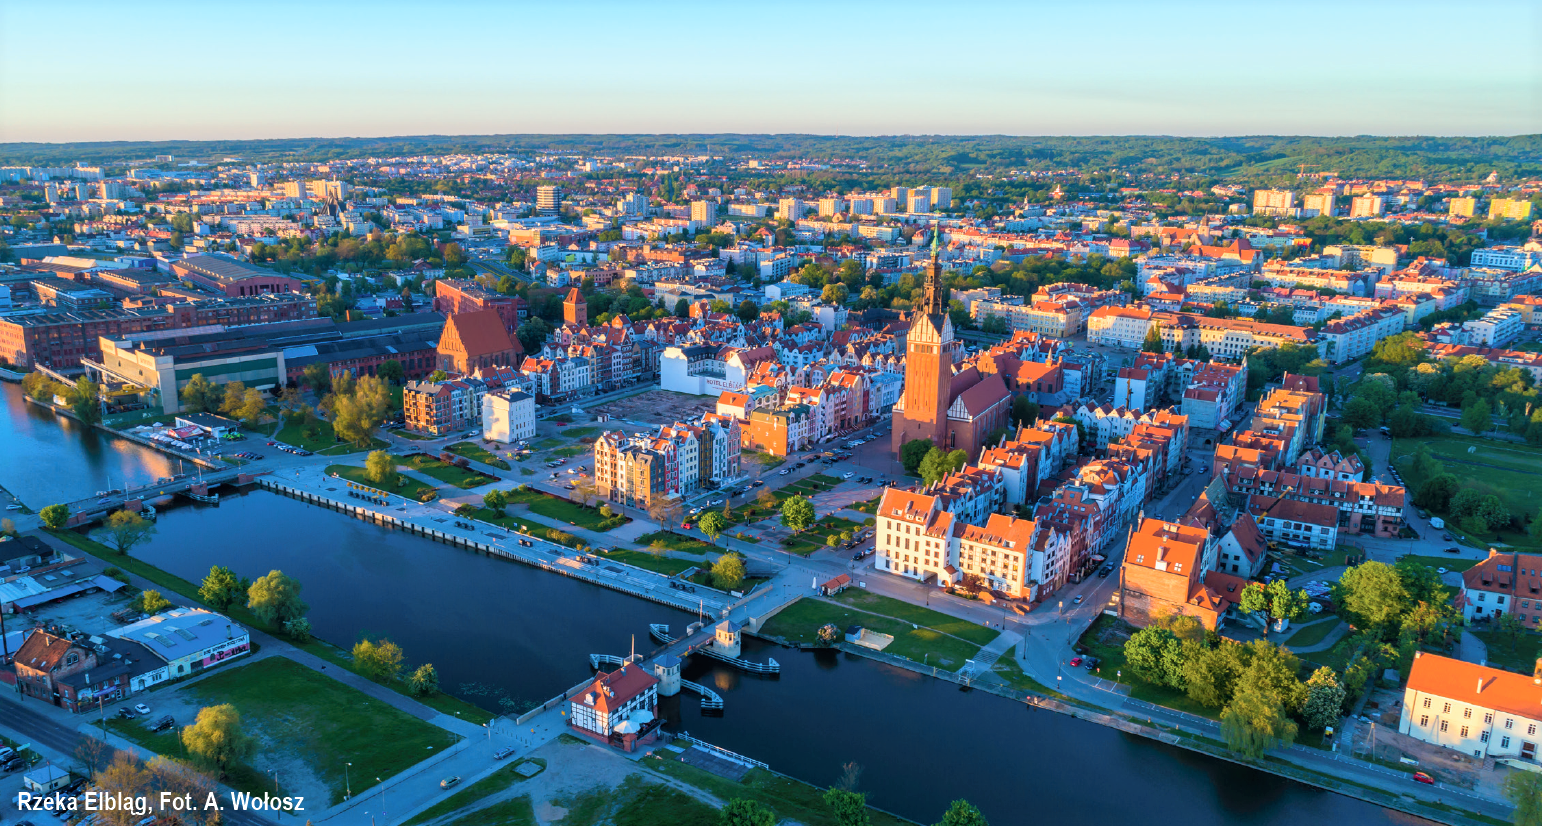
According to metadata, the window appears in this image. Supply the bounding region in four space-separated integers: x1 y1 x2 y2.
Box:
1465 708 1472 719
1530 724 1537 736
1420 715 1430 727
1423 698 1432 709
1444 703 1452 713
1486 713 1494 724
1482 731 1491 743
1507 719 1515 730
1461 726 1469 738
1441 721 1449 732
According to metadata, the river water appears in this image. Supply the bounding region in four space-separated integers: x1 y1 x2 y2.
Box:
0 382 1420 825
0 383 177 506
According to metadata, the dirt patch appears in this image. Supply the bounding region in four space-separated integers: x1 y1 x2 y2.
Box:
591 389 716 427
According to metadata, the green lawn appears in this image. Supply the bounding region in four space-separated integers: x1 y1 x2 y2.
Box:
1299 632 1364 674
1284 617 1343 648
851 496 881 515
507 488 623 530
1393 433 1542 549
326 464 438 502
533 437 564 450
642 760 912 826
185 657 457 805
1397 555 1478 573
469 507 588 549
597 549 698 576
634 531 716 555
398 453 497 488
759 593 991 670
550 445 589 458
1077 615 1220 719
1472 629 1542 674
103 717 271 798
442 796 536 826
740 450 786 470
832 589 999 645
560 427 599 439
445 441 512 470
275 417 386 455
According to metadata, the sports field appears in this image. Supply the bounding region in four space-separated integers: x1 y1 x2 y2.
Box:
1393 434 1542 546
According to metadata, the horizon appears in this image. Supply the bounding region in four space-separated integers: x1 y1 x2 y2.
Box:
2 0 1537 143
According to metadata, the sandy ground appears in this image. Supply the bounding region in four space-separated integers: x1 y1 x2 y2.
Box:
590 390 717 428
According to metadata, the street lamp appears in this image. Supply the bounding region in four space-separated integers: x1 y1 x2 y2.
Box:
345 762 352 800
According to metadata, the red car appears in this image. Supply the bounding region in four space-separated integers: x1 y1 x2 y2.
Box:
681 522 692 530
1413 771 1435 785
1069 657 1083 667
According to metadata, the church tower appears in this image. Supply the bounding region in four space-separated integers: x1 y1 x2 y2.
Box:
563 287 588 327
891 226 954 454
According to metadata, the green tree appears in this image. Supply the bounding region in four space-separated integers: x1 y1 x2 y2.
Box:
936 799 989 826
711 553 746 591
234 387 266 427
180 705 253 779
821 283 850 305
1332 560 1409 631
781 496 816 533
720 798 776 826
97 509 156 555
218 380 248 418
133 589 171 615
675 298 691 318
823 788 871 826
246 569 308 628
181 374 218 413
918 447 968 486
516 317 553 354
736 300 760 323
1302 667 1346 731
1415 474 1459 511
302 364 332 393
1142 321 1164 353
39 503 69 529
1496 611 1526 653
198 566 247 611
1504 766 1542 826
353 637 405 682
1462 397 1493 435
483 488 508 512
1341 396 1380 431
407 663 439 697
376 359 405 385
699 511 729 543
1183 641 1248 709
1221 682 1298 758
899 438 934 475
365 450 398 487
1010 396 1039 428
71 377 101 425
1125 626 1183 687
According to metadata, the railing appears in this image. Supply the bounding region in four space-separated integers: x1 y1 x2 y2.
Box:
679 679 724 711
588 653 641 669
670 733 765 768
651 624 781 674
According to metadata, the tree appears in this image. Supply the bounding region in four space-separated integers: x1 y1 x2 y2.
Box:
365 450 398 487
781 496 816 533
1415 474 1459 511
1302 667 1346 731
234 387 266 426
428 369 449 383
1333 561 1409 631
39 503 70 529
936 799 989 826
675 298 692 318
1341 396 1380 431
721 798 777 826
757 489 777 511
516 317 554 354
95 750 154 826
1010 396 1039 428
1462 397 1493 435
353 637 405 682
72 735 113 781
377 359 405 385
246 569 308 628
1504 768 1542 826
711 554 746 591
132 589 171 615
72 377 101 425
1241 579 1309 630
333 374 391 447
899 438 933 475
699 511 729 543
572 479 598 508
98 510 156 555
408 663 439 697
1497 610 1527 652
483 488 508 512
218 380 248 418
823 788 871 826
821 283 850 305
180 373 217 414
736 300 760 323
180 704 254 778
918 447 968 487
0 518 13 537
1142 321 1164 353
1125 626 1184 687
302 363 332 393
1221 682 1298 758
1183 641 1248 709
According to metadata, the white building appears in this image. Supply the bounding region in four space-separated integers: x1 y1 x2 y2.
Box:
1400 652 1542 763
107 607 250 681
482 389 536 443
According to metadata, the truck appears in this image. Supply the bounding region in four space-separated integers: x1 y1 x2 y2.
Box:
1430 516 1445 529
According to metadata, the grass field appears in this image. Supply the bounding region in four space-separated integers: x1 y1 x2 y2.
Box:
506 488 622 530
634 531 716 555
560 427 599 439
326 464 438 501
1397 555 1478 573
1472 629 1542 674
274 418 386 455
597 548 698 576
642 760 912 826
187 657 457 805
104 717 273 797
469 507 587 549
398 453 497 488
445 441 512 470
1393 434 1542 549
760 591 993 669
405 759 541 826
1284 617 1343 648
532 437 564 450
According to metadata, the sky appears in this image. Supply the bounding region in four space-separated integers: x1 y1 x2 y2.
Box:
1 0 1538 144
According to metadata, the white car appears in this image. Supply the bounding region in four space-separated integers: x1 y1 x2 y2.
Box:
134 703 151 715
842 472 854 479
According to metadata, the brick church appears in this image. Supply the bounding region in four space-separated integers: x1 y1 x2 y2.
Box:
890 233 1011 459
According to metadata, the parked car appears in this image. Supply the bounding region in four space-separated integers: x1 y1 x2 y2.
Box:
1069 656 1084 667
151 715 176 732
842 472 854 479
134 703 151 715
1444 547 1461 554
494 747 516 760
1442 533 1454 541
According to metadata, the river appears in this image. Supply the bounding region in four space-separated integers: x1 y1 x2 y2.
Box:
0 383 1417 825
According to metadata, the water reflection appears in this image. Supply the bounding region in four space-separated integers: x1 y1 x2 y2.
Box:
0 383 177 505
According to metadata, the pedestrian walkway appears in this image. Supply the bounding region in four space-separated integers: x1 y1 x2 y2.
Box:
1285 620 1351 654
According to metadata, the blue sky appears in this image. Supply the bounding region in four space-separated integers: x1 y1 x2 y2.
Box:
1 0 1537 143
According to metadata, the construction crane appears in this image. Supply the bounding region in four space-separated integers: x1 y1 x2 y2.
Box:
1296 163 1320 178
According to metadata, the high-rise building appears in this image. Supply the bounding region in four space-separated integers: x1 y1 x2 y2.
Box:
1489 198 1534 221
777 197 804 221
537 185 563 216
907 190 932 214
1349 195 1385 218
1449 196 1478 218
817 197 846 216
689 200 717 227
1302 192 1335 217
1252 189 1296 216
930 186 953 209
617 192 648 216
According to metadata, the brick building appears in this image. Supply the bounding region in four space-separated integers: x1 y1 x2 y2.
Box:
437 309 523 374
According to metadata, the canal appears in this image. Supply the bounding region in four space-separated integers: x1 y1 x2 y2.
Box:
0 388 1417 825
123 491 1413 826
0 383 177 506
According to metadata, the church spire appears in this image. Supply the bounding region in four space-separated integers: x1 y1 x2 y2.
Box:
921 221 946 317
